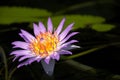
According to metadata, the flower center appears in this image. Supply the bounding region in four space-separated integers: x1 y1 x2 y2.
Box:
29 32 59 58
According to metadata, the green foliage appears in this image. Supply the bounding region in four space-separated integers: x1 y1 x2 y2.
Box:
91 24 115 32
32 15 105 30
51 15 106 30
0 6 115 32
0 7 51 24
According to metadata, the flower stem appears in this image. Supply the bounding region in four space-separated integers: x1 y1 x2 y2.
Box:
41 59 55 76
0 46 8 80
8 67 17 80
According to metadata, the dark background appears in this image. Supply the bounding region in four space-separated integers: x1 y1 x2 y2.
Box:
0 0 120 80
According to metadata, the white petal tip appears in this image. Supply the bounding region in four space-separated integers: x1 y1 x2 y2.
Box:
71 45 81 48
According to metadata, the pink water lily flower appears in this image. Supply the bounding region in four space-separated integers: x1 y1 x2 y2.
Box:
11 17 79 68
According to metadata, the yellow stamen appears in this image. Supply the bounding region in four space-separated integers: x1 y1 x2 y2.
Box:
29 32 59 58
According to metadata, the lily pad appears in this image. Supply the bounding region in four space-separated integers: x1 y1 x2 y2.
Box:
91 24 115 32
0 7 51 24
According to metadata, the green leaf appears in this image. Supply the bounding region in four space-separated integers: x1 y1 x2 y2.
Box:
0 7 51 24
91 24 115 32
35 15 105 30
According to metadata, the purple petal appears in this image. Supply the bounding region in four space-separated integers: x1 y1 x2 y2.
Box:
47 17 53 33
50 53 55 59
44 56 51 64
33 23 40 36
39 22 46 33
59 40 78 49
19 55 33 61
21 29 35 42
17 64 25 68
59 23 74 41
51 53 59 60
61 45 80 50
17 60 29 68
27 57 38 64
36 57 41 62
13 56 19 61
57 50 72 55
53 53 60 61
60 32 79 45
17 57 40 68
12 41 28 49
10 50 31 56
19 33 29 42
55 18 65 35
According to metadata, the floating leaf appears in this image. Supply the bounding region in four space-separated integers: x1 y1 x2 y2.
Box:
0 7 51 24
33 15 105 30
91 24 115 32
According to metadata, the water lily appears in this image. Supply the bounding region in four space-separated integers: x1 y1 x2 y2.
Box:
11 17 79 76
